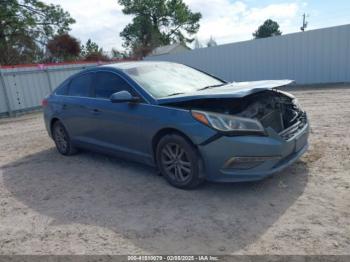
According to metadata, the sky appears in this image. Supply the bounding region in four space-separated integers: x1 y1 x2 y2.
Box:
43 0 350 52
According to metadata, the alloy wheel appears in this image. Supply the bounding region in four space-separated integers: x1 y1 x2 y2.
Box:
160 143 192 183
54 124 68 153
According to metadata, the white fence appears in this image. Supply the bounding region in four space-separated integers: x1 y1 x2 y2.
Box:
0 63 100 116
146 24 350 84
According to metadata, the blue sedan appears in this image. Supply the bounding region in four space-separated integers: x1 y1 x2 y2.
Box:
43 61 309 189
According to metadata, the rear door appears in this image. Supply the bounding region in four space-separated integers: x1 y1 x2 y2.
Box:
88 71 152 163
59 72 96 143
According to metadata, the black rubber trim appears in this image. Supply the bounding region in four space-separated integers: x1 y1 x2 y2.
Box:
199 131 266 146
199 133 222 146
223 130 267 137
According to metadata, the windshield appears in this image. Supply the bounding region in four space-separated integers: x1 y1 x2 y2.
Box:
124 63 224 98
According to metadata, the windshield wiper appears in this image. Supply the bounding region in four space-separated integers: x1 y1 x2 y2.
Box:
197 83 225 91
166 92 185 97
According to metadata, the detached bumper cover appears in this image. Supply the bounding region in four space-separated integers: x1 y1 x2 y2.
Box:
199 122 309 182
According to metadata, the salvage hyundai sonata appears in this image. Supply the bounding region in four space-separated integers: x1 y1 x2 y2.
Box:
43 61 309 189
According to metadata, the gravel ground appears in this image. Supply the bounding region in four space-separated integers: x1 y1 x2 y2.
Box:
0 85 349 255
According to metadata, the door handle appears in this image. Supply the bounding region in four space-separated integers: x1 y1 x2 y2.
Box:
62 104 68 110
91 108 101 114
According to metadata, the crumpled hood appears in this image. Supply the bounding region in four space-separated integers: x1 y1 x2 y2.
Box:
157 79 294 104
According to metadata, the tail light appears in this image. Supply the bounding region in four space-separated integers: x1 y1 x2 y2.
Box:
42 98 48 107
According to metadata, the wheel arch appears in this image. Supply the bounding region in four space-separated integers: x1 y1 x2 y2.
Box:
151 127 201 165
49 117 61 135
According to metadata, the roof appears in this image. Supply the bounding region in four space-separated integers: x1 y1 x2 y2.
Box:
149 43 190 56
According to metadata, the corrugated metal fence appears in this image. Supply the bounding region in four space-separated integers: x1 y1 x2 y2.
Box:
0 62 100 117
146 24 350 84
1 24 350 117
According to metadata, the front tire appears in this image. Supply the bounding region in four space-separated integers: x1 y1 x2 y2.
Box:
156 134 204 189
52 121 78 156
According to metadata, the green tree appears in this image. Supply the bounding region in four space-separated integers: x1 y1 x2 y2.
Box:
253 19 282 39
111 48 129 59
80 39 101 56
118 0 201 57
207 36 217 47
80 39 109 61
0 0 75 65
47 34 80 62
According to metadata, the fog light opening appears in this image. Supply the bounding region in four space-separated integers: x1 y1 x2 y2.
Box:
223 156 281 170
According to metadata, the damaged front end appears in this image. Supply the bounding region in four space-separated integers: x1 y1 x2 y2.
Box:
236 90 307 140
165 89 309 181
165 89 307 141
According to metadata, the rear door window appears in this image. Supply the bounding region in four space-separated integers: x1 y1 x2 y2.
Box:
93 72 136 99
55 81 69 95
68 73 93 97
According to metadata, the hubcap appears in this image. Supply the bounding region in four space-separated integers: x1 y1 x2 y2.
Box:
54 125 68 152
161 143 192 182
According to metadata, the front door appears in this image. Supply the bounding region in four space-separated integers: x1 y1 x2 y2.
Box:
87 71 152 163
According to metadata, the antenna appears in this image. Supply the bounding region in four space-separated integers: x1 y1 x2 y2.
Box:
301 13 308 31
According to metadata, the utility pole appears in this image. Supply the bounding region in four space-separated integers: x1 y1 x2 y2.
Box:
301 13 308 32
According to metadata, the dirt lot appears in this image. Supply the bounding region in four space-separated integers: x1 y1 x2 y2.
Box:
0 85 349 255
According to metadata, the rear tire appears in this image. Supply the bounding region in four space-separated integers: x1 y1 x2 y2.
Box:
52 121 78 156
156 134 204 189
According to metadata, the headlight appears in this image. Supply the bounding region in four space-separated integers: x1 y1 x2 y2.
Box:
191 110 265 134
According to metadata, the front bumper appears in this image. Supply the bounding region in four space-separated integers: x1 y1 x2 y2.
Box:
198 122 309 182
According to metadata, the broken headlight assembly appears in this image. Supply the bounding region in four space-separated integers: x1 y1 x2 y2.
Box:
191 110 265 134
292 98 303 111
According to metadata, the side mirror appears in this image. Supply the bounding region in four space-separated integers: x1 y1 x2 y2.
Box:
110 91 140 103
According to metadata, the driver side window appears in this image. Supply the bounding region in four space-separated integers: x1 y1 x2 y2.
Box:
94 72 137 99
